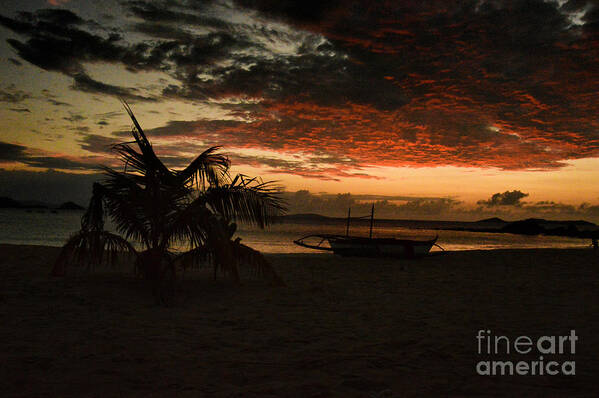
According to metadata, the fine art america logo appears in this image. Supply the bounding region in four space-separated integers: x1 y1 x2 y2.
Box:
476 330 577 376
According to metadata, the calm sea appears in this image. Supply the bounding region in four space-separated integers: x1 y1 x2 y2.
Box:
0 209 590 253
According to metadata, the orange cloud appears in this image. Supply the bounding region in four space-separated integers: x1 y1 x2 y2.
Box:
133 90 599 180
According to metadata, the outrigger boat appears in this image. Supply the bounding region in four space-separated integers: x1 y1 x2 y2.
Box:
293 205 441 258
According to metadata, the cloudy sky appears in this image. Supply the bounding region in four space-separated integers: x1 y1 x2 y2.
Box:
1 0 599 220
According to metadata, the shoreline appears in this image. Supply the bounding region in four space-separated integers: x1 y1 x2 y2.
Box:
2 244 598 396
0 241 593 253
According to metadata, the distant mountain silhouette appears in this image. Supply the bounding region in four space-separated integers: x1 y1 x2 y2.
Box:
0 196 22 208
276 213 333 220
477 217 507 223
0 196 83 210
447 217 598 238
500 219 546 235
58 201 85 210
0 197 47 208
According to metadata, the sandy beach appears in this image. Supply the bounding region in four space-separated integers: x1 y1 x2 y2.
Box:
1 244 598 397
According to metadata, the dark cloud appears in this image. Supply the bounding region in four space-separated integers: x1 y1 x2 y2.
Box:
131 22 196 41
282 190 460 218
0 7 259 102
71 73 156 101
0 85 31 103
1 10 122 74
163 51 406 110
478 190 529 207
578 202 599 219
9 107 30 113
120 1 406 109
62 112 86 122
21 156 97 170
0 140 100 171
41 89 71 106
523 200 577 215
94 110 122 119
0 9 156 101
230 153 379 181
47 98 71 106
7 57 22 66
70 126 90 133
126 0 228 30
0 141 27 161
34 8 83 25
78 134 118 154
234 0 343 24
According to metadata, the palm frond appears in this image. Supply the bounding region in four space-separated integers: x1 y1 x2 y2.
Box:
181 217 240 282
173 245 212 270
111 142 149 177
204 174 287 228
205 224 240 282
177 146 230 189
81 182 107 231
121 100 171 178
171 221 283 285
52 230 136 276
162 195 214 249
231 239 285 286
101 168 154 245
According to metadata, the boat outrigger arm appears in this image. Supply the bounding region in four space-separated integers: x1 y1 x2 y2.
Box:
293 234 337 251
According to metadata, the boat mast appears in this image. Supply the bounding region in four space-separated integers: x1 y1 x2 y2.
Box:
369 203 374 239
346 207 351 237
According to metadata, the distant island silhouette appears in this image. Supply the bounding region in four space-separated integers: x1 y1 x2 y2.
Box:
0 196 84 210
442 217 598 239
477 217 506 223
273 213 598 239
57 201 85 210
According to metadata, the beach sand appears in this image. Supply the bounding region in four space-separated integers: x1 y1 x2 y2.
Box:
1 244 598 397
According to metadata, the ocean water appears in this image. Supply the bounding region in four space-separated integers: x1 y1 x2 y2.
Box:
0 209 590 253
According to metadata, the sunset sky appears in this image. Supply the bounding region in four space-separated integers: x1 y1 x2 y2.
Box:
1 0 599 220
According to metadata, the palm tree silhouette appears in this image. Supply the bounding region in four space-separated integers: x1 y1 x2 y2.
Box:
53 102 285 302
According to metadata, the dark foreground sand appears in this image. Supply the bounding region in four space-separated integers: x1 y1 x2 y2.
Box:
1 244 598 397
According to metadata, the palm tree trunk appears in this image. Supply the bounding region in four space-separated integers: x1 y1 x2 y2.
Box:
136 248 175 303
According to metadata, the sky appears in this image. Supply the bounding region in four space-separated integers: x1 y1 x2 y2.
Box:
1 0 599 220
